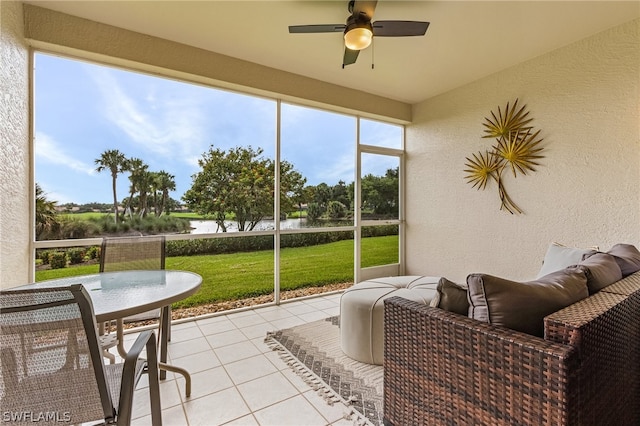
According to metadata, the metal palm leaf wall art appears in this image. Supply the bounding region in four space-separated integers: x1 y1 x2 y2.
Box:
464 99 544 214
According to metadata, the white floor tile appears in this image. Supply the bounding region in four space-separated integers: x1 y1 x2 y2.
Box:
302 389 349 424
304 299 339 310
206 329 250 349
184 387 250 426
215 340 261 364
159 379 183 409
222 414 259 425
256 308 294 322
178 366 235 401
252 395 327 426
240 321 278 339
283 303 318 316
171 348 221 373
225 354 278 385
236 372 299 411
198 318 238 336
269 316 305 330
229 313 268 328
298 310 332 323
167 337 212 359
160 404 189 425
168 325 204 343
142 291 350 426
250 336 273 354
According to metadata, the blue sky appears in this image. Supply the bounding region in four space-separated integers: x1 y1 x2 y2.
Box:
35 53 401 205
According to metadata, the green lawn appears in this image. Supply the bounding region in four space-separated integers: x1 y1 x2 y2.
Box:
36 235 398 308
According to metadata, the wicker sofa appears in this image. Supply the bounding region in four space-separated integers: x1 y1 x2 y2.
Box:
383 262 640 425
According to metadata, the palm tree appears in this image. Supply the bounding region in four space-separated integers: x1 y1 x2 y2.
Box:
155 170 176 216
95 149 127 223
35 183 59 240
123 157 148 218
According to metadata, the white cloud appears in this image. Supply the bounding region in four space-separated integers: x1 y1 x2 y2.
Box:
87 67 207 162
321 153 355 185
35 131 95 175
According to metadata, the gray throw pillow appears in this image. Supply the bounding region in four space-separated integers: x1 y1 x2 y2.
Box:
606 244 640 277
429 277 469 315
467 266 589 337
536 243 597 279
578 252 622 293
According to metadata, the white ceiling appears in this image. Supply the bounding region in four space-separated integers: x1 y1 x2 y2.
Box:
26 1 640 104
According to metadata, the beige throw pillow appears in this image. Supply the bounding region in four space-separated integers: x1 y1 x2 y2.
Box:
536 243 598 279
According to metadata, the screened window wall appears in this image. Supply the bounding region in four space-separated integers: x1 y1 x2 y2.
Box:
32 52 404 310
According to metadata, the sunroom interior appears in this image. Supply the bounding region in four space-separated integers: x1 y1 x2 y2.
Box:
1 1 639 425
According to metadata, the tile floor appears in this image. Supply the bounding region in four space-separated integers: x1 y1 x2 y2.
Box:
120 291 355 426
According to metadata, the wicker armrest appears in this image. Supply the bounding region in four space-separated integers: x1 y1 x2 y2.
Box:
383 296 578 426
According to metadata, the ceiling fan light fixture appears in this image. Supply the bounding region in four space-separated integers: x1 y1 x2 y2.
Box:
344 22 373 50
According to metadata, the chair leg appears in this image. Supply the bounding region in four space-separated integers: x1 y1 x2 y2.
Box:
159 306 169 380
147 339 162 425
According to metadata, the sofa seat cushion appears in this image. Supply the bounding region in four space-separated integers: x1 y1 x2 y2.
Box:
578 253 623 294
467 266 589 337
607 244 640 277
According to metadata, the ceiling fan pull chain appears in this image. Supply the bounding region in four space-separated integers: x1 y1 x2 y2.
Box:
371 39 375 69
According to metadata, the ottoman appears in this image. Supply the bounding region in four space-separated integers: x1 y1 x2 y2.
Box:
340 276 440 365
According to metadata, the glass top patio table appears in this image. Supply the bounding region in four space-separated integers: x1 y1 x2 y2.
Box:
15 270 202 323
13 270 202 396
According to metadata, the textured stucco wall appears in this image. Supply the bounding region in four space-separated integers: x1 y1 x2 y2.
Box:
405 18 640 283
0 1 31 288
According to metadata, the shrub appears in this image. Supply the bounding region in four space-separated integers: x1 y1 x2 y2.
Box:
306 203 324 222
327 201 346 219
58 215 100 239
67 247 85 265
38 250 51 264
49 251 67 269
86 245 100 260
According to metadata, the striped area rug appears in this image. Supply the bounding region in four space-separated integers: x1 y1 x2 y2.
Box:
265 317 384 425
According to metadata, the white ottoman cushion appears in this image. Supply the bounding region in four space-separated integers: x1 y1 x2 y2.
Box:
340 276 440 365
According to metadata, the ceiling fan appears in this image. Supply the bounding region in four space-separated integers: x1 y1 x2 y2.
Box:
288 0 430 68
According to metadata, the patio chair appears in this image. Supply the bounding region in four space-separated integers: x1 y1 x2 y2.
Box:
99 236 171 365
0 284 162 426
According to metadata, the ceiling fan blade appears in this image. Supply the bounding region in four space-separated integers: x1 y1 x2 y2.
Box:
288 24 346 33
372 21 430 37
342 48 360 67
351 0 378 20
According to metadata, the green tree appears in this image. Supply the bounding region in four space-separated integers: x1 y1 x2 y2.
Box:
95 149 127 223
331 180 351 210
280 162 307 216
361 167 399 217
312 183 331 209
35 183 59 240
183 145 306 232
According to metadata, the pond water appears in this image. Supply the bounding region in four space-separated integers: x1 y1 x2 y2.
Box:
189 218 307 234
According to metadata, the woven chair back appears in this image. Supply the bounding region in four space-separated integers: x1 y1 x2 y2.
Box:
0 285 114 424
100 235 166 272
